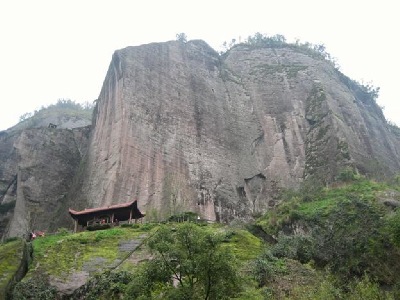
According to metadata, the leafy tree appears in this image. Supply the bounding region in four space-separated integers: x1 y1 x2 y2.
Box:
19 112 33 122
176 33 187 43
127 223 241 299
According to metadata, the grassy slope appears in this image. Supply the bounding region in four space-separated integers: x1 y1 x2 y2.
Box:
9 178 400 298
0 239 25 298
28 223 264 280
254 178 400 298
30 226 152 279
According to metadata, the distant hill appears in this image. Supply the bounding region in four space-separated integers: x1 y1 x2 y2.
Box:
7 99 94 132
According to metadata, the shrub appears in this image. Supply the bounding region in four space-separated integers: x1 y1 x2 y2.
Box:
272 234 314 263
167 211 199 223
12 272 57 300
75 270 133 299
250 250 287 287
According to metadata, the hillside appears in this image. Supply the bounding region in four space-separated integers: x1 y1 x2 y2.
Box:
7 99 93 132
1 176 400 298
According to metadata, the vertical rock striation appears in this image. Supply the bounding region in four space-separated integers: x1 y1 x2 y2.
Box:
0 127 90 237
81 40 400 222
1 40 399 236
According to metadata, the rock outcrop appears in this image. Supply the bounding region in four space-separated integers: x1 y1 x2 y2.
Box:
0 126 90 238
79 40 400 223
1 39 400 237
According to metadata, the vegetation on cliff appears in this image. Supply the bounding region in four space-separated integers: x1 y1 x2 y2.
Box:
10 99 94 131
2 35 400 299
6 173 400 299
0 239 25 299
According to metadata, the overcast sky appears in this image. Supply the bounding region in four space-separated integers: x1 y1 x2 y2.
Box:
0 0 398 131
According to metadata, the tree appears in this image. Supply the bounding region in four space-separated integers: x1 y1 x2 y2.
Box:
176 33 187 43
19 112 33 122
127 223 241 299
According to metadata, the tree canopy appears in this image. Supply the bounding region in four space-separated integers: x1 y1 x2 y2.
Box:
127 223 241 299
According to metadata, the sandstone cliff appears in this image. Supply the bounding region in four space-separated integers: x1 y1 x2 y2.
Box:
1 39 400 237
78 40 400 223
0 127 90 238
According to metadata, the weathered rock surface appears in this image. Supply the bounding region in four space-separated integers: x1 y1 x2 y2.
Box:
1 39 400 237
0 126 90 238
79 40 400 223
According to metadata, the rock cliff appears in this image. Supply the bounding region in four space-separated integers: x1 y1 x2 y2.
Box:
0 127 90 238
1 39 400 237
79 40 400 223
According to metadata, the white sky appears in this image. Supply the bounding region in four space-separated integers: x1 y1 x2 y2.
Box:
0 0 399 131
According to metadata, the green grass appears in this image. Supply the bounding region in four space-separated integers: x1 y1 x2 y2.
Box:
0 239 24 297
222 229 264 262
31 227 149 278
29 222 265 282
257 179 390 234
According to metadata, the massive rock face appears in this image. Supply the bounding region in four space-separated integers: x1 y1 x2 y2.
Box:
79 40 400 222
0 127 90 238
1 39 400 237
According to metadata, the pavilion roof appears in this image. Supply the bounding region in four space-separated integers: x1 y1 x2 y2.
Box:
69 200 137 216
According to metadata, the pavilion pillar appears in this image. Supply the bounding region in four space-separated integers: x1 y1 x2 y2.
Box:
74 219 78 233
111 213 114 224
129 209 132 224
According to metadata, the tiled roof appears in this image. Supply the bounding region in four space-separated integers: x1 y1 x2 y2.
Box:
69 200 136 215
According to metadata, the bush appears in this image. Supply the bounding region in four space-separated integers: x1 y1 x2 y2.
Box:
167 211 199 222
12 272 57 300
74 270 133 299
272 234 314 263
336 167 359 182
250 250 287 287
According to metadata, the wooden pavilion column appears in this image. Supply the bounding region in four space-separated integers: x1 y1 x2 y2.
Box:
74 219 78 233
129 209 132 224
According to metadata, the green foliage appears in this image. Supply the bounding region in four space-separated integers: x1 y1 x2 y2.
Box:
221 229 263 261
77 270 133 300
289 274 342 300
258 179 387 235
258 179 400 286
167 211 199 222
309 199 394 280
12 271 57 300
235 32 338 67
338 72 380 105
245 32 287 48
16 98 94 129
0 239 25 298
250 250 287 287
336 166 359 182
347 274 394 300
31 227 143 277
272 234 314 263
176 32 187 43
128 223 242 299
120 222 157 231
290 273 398 299
387 210 400 247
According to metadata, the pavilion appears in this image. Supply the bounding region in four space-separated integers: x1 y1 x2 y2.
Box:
69 200 145 232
